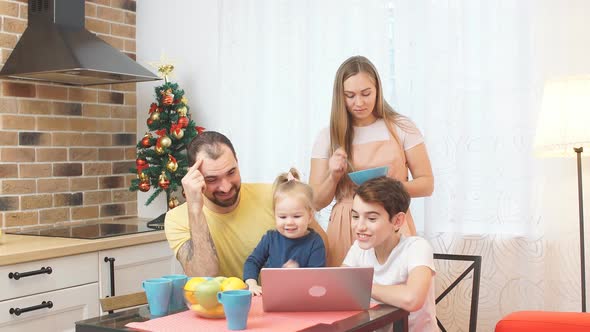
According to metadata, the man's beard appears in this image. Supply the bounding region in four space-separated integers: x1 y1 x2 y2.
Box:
207 185 241 208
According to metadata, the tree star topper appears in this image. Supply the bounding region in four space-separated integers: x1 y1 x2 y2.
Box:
148 53 177 83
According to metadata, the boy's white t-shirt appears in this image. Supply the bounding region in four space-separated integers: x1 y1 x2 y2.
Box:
343 236 437 332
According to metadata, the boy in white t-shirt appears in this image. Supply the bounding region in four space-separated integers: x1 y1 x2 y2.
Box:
342 176 437 332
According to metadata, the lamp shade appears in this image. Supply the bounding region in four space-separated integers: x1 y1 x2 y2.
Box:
534 76 590 157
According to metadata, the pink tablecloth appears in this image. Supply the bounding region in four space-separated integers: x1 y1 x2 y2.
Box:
126 296 368 332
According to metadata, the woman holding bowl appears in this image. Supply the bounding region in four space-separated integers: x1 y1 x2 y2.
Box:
309 56 434 266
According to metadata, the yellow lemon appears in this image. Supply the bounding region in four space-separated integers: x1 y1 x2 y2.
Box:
190 304 225 319
184 277 207 291
221 277 247 291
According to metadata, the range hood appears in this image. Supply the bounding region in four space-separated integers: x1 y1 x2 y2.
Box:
0 0 160 86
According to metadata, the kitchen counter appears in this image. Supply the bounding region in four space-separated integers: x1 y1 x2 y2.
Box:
0 220 167 266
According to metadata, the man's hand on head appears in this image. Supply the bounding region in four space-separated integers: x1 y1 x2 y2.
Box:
182 158 206 211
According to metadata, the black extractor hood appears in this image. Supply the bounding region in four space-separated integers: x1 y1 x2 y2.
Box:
0 0 160 86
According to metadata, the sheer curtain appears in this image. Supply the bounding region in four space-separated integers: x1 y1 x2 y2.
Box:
216 0 394 183
390 1 590 330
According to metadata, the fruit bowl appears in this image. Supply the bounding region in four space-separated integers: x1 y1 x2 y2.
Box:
183 276 248 319
348 166 389 185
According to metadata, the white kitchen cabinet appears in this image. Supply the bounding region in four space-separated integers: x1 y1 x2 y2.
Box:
0 238 181 330
0 252 99 331
98 241 182 301
0 252 98 301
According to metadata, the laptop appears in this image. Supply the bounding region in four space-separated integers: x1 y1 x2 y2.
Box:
260 267 374 312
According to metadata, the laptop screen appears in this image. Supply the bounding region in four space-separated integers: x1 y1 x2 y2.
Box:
261 267 374 312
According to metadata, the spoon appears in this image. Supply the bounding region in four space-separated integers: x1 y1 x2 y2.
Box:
333 144 355 172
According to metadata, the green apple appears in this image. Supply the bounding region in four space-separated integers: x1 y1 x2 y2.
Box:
195 280 221 310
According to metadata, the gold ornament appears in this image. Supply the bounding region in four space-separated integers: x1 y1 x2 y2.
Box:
181 96 188 105
155 145 165 155
158 171 170 190
166 156 178 172
138 172 149 182
177 106 188 117
150 111 160 121
168 196 180 209
172 128 184 140
160 136 172 148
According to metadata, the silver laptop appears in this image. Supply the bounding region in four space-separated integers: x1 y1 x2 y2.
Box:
261 267 374 312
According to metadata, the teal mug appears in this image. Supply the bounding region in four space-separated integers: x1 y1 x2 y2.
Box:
162 274 188 311
217 290 252 330
142 278 172 316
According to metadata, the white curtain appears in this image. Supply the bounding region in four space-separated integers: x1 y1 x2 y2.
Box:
216 0 395 183
391 0 590 331
184 0 590 330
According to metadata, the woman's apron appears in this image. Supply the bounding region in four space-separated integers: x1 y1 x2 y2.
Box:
326 132 415 267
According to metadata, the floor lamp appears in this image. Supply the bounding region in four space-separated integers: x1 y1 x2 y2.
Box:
534 77 590 312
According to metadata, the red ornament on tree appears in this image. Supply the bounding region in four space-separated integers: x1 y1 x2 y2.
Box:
162 89 174 105
178 116 189 128
147 118 153 126
141 133 152 148
138 181 150 192
196 126 206 134
136 160 148 174
136 158 147 167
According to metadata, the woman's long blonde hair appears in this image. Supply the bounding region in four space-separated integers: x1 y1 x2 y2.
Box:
330 56 406 197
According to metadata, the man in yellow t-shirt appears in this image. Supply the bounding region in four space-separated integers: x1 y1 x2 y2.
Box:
165 131 327 278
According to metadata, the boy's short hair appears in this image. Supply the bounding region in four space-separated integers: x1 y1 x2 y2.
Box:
354 176 411 220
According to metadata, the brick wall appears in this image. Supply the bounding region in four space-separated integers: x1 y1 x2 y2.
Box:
0 0 138 229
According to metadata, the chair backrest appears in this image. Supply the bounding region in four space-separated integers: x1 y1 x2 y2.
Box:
434 253 482 332
100 291 148 313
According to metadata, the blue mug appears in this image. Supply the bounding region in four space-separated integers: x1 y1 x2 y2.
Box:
217 290 252 330
162 274 188 311
142 278 172 316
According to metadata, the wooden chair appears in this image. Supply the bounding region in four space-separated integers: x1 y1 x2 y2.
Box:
99 291 148 313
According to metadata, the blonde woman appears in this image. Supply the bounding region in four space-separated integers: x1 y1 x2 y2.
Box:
309 56 434 266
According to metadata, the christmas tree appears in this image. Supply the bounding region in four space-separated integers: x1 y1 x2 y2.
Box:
129 64 205 209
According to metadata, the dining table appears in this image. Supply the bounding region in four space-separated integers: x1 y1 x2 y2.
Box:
75 299 409 332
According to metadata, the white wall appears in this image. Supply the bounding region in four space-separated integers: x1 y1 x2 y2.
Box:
136 0 220 217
